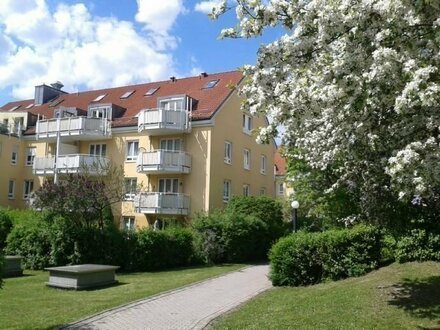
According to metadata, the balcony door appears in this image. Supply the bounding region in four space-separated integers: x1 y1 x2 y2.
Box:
160 139 181 151
158 178 179 193
159 98 184 111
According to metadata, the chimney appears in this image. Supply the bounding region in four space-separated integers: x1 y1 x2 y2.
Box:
200 72 208 78
34 82 68 105
170 76 176 82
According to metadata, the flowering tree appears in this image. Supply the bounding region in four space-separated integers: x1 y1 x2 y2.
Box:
212 0 440 222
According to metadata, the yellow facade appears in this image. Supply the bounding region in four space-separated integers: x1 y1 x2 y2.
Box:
0 73 277 230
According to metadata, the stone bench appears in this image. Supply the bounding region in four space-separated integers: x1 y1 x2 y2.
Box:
45 264 119 290
3 256 23 277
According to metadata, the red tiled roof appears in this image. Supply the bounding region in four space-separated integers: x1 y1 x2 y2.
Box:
0 71 243 130
274 149 287 176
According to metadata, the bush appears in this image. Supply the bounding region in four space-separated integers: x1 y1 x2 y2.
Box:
269 225 382 286
0 253 3 288
193 211 269 263
395 229 440 263
5 221 52 269
0 209 13 250
128 228 195 271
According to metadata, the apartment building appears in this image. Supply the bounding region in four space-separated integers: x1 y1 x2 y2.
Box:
0 71 276 229
274 149 293 199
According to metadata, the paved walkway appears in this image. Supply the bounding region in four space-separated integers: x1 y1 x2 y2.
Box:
64 265 271 330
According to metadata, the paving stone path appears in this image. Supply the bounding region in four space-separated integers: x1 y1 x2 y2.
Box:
64 264 271 330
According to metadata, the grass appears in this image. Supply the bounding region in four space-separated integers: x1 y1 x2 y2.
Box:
212 262 440 330
0 264 244 330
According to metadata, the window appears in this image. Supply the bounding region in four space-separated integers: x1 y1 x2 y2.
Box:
259 187 266 196
145 87 159 96
8 180 15 199
224 141 232 164
92 94 106 102
223 180 231 202
8 105 20 112
160 139 181 151
23 180 34 200
159 178 179 193
260 155 267 174
25 103 34 109
11 147 18 165
122 217 135 231
124 178 137 200
89 144 107 157
26 147 36 166
126 140 139 161
243 184 250 196
242 114 253 134
243 149 251 170
159 98 184 111
120 90 135 99
277 182 284 195
203 79 219 89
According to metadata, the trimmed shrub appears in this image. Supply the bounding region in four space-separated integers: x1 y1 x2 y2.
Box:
0 253 3 288
0 209 13 250
5 221 52 269
193 211 270 263
395 229 440 263
269 225 382 286
128 228 195 271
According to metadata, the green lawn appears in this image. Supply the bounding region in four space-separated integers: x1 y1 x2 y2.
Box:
213 262 440 330
0 264 244 330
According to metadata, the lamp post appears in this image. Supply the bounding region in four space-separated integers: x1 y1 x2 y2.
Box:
291 200 299 233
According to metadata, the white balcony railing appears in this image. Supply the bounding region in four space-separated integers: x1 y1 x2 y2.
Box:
36 117 111 140
134 192 190 215
137 150 191 174
138 109 190 135
33 154 109 176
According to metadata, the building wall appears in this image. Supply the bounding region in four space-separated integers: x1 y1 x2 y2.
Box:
209 91 276 210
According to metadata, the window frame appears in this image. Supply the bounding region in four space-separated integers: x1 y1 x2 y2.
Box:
23 180 34 200
242 114 253 135
243 148 251 170
122 216 135 231
158 178 179 193
160 139 182 151
126 140 139 162
8 180 16 199
224 141 232 164
223 180 231 203
277 182 285 195
124 177 138 201
89 144 107 157
11 148 18 165
242 184 250 196
26 147 36 166
260 155 267 175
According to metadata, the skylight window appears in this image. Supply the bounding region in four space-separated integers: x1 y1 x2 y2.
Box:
49 98 64 108
8 105 20 112
25 104 34 109
144 87 159 96
120 90 135 99
203 79 219 89
92 94 106 102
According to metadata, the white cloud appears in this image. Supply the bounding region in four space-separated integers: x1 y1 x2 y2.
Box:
135 0 187 34
194 1 223 14
0 0 185 101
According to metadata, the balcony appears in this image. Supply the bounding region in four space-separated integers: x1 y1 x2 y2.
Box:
0 122 23 136
137 109 190 135
33 154 109 176
36 117 111 141
137 150 191 174
134 192 190 215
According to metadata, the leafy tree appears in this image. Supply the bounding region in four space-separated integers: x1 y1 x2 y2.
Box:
33 164 126 230
211 0 440 223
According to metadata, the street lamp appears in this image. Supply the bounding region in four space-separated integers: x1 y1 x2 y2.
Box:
291 200 299 233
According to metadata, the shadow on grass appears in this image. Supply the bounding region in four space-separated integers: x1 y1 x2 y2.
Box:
388 276 440 320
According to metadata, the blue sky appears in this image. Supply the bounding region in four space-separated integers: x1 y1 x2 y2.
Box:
0 0 282 106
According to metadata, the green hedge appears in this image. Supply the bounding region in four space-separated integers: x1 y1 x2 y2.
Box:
127 228 195 271
269 225 382 286
395 229 440 263
0 209 13 250
0 253 3 288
